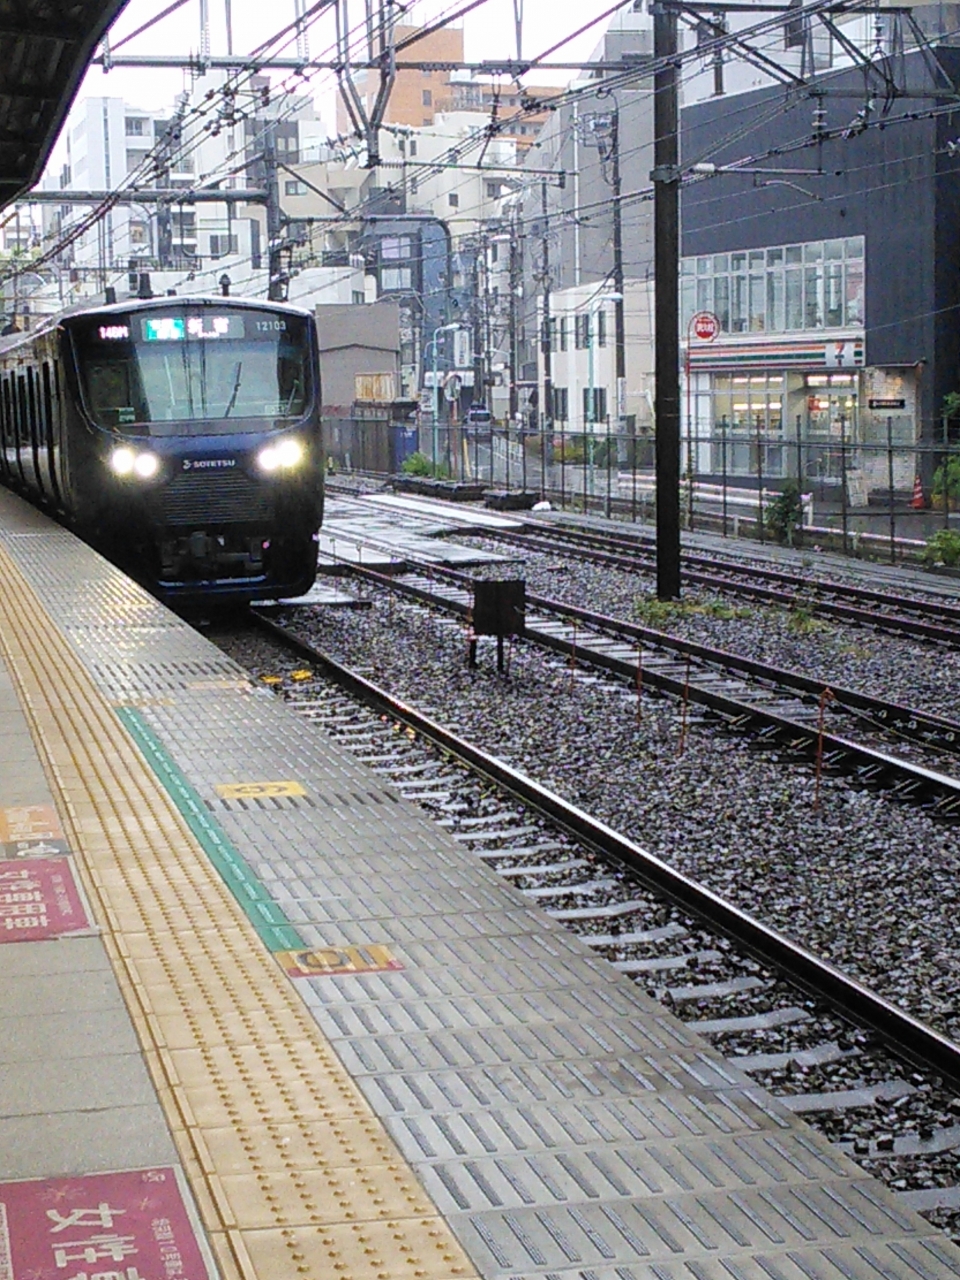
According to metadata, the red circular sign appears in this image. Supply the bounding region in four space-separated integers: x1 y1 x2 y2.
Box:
692 311 720 341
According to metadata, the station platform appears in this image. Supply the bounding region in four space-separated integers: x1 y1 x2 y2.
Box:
1 481 959 1280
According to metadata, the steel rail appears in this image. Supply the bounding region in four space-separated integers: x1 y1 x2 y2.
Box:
495 523 960 645
356 555 960 753
341 560 960 818
526 518 960 617
252 607 960 1089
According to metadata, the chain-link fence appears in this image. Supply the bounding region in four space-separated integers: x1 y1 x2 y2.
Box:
326 415 960 563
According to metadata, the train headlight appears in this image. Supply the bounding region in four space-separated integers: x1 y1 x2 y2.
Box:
133 451 159 479
257 438 304 473
110 446 136 476
109 447 160 480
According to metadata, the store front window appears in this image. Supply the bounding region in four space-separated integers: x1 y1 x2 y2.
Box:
709 373 786 477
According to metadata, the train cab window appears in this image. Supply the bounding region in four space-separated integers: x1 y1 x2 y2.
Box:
83 356 150 430
70 308 312 435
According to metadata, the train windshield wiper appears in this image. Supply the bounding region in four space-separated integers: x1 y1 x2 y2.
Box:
224 362 243 418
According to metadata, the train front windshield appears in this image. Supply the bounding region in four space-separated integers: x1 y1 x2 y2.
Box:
72 309 312 434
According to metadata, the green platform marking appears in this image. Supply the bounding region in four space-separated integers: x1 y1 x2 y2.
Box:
115 706 304 952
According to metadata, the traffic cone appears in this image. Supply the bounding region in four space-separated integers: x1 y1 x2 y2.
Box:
910 474 926 510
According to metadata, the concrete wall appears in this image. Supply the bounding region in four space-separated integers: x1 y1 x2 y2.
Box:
316 299 401 412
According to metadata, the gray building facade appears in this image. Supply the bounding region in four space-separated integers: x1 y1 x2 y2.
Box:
680 47 960 493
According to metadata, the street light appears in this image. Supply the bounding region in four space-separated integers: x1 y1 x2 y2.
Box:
426 323 461 471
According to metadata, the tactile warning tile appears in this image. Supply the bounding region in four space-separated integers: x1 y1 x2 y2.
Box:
235 1216 475 1277
0 526 479 1280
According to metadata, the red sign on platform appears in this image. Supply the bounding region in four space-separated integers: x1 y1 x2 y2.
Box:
0 1167 215 1280
691 311 720 341
0 859 90 942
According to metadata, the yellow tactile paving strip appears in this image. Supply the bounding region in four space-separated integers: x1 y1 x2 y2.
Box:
0 542 478 1280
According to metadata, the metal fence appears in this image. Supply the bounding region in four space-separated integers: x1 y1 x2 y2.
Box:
325 415 960 562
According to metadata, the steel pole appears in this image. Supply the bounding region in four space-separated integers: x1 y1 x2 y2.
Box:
653 2 681 599
611 104 626 439
540 179 554 503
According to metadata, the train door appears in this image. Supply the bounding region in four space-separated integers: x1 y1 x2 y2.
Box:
41 362 62 505
26 367 45 500
0 373 10 483
18 372 35 490
11 373 27 487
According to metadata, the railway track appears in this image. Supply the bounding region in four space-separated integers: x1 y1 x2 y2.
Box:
227 611 960 1240
480 521 960 648
335 555 960 821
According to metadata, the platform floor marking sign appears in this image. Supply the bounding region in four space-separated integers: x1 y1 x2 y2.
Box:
0 858 90 942
0 804 71 859
0 1166 217 1280
277 944 403 978
215 780 307 800
185 678 252 692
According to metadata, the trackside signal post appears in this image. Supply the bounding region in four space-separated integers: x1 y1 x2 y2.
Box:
652 0 681 600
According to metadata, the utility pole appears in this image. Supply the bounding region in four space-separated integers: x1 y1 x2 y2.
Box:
652 2 681 600
264 123 286 302
609 105 626 444
590 100 627 453
473 235 485 412
540 178 553 488
508 206 520 423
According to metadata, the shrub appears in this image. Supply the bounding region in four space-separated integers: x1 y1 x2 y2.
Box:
766 480 804 546
400 451 446 477
932 456 960 512
555 438 586 465
923 528 960 568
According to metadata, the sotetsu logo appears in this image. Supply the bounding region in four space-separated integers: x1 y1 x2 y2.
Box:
182 458 237 471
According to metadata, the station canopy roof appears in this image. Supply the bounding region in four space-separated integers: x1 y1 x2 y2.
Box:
0 0 128 208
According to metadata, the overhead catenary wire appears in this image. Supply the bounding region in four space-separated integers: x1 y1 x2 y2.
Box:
11 0 958 302
3 0 391 282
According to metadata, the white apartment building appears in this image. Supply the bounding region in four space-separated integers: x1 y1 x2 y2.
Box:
37 73 331 307
537 281 656 436
285 112 519 251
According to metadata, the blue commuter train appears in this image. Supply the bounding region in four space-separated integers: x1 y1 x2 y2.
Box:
0 295 324 603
